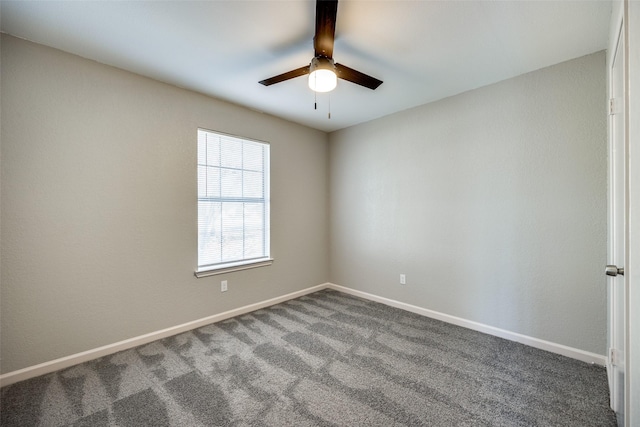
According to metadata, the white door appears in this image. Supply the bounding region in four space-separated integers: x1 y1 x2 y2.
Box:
608 21 627 426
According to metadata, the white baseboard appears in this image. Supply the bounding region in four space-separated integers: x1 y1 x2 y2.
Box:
0 283 329 388
1 281 607 388
325 283 607 366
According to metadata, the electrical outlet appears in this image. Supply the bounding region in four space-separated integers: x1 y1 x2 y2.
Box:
221 280 228 292
400 274 406 285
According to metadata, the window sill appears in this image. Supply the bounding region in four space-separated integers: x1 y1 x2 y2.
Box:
194 258 273 278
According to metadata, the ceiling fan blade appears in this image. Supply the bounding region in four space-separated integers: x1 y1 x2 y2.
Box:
335 63 383 90
314 0 338 59
259 66 310 86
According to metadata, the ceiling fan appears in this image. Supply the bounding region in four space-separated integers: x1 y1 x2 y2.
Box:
259 0 383 93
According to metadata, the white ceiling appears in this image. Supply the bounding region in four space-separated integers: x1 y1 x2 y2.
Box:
0 0 612 132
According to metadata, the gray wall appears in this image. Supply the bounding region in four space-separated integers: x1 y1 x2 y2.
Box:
0 33 608 374
0 35 329 374
329 52 607 354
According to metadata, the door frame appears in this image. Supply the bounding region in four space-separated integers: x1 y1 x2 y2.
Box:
624 1 639 424
607 14 627 421
608 1 639 424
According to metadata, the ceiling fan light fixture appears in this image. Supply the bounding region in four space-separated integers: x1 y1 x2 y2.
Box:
308 57 337 92
259 0 382 92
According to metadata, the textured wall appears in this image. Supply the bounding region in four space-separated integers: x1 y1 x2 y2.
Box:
0 34 608 374
329 52 607 354
0 35 329 373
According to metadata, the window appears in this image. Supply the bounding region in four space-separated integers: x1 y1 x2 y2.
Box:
196 129 271 277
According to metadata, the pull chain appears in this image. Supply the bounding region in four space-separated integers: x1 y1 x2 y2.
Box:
312 90 331 119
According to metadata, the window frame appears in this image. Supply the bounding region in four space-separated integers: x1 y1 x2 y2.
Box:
195 128 272 278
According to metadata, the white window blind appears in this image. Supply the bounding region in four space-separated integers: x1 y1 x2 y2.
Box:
196 129 271 275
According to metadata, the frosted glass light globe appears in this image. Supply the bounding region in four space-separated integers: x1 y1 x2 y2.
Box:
308 69 337 92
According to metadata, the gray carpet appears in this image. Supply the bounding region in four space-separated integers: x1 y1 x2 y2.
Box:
1 289 616 426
